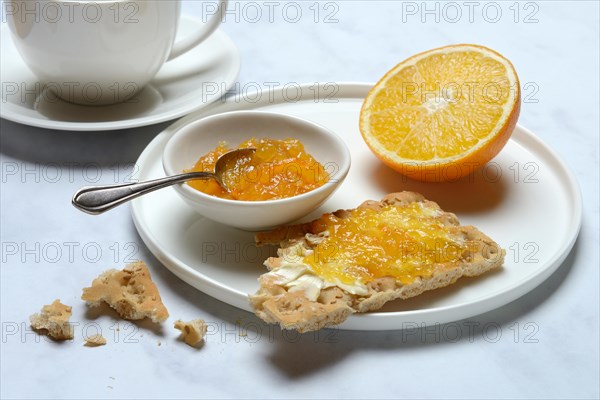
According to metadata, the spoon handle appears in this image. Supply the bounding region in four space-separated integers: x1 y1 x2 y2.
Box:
72 172 214 215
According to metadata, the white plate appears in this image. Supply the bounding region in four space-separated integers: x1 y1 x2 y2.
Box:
0 16 240 131
131 82 582 330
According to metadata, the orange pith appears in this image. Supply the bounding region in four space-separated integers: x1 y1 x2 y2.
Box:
187 138 329 201
359 44 520 182
302 203 467 285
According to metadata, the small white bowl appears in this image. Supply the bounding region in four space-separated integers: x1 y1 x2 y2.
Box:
162 111 351 230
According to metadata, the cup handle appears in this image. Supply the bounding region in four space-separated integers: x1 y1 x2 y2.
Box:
167 0 228 61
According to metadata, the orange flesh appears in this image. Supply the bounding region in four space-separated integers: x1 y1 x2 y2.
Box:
302 203 467 285
187 138 329 201
365 50 513 161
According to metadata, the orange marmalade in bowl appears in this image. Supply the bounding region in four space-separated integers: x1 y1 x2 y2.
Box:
186 138 330 201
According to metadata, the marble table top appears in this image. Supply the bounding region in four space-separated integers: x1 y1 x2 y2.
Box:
1 1 598 398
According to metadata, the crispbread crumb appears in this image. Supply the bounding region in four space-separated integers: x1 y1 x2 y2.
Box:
81 261 169 323
84 334 107 347
174 319 207 347
29 299 73 340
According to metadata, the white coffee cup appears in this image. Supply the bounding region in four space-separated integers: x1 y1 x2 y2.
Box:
5 0 228 105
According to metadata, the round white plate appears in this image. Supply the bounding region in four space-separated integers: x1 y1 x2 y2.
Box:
0 16 240 131
131 82 582 330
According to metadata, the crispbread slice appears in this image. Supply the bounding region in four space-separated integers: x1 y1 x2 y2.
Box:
250 192 504 332
81 261 169 323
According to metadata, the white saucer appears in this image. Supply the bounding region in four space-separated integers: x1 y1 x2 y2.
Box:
131 83 582 330
0 16 240 131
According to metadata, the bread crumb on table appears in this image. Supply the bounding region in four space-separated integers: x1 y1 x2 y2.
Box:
81 261 169 323
174 319 207 347
84 334 107 347
29 299 74 340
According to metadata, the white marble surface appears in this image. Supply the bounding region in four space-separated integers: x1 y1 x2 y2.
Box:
1 1 598 398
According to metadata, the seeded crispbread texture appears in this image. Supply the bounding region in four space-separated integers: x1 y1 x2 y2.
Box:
250 192 504 332
30 299 74 340
82 261 169 323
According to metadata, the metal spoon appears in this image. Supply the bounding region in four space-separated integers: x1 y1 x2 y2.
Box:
72 148 256 215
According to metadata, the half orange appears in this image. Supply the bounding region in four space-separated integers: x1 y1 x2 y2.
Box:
359 44 520 182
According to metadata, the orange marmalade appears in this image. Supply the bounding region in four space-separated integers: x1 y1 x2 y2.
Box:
302 203 468 285
187 138 329 201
